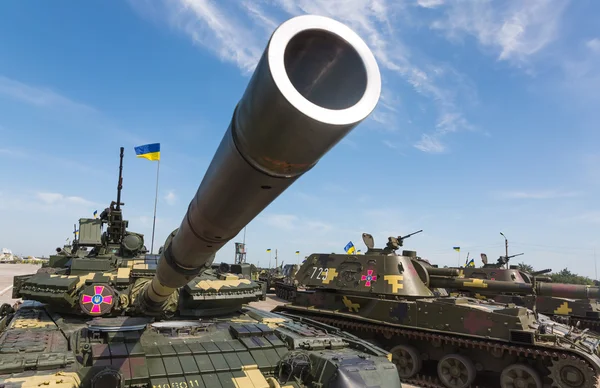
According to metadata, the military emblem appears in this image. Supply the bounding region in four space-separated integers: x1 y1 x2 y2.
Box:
79 285 115 316
361 269 377 287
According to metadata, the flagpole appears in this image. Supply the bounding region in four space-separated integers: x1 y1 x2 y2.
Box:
150 159 160 254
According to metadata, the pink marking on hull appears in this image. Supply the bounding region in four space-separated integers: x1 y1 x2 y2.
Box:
361 270 377 287
94 286 104 296
91 304 101 314
102 295 113 305
82 295 93 304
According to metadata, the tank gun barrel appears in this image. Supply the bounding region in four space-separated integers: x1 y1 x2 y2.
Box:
140 15 381 312
430 276 600 299
427 267 461 277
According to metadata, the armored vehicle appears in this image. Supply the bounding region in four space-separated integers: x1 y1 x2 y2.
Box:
275 264 301 301
15 148 266 314
0 15 401 388
445 253 600 332
258 266 285 294
274 232 600 388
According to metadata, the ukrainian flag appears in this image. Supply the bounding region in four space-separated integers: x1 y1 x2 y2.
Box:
344 241 356 254
266 249 271 253
93 210 98 218
453 246 460 252
295 251 300 254
134 143 160 161
466 258 475 267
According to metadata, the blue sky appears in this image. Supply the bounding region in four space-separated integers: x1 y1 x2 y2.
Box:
1 0 598 276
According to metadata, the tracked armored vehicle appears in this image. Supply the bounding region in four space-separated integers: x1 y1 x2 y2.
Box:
275 264 301 301
274 232 600 388
445 253 600 333
15 147 266 315
0 15 401 388
258 266 285 294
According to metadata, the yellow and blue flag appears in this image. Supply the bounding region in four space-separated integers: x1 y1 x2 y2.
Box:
134 143 160 161
93 210 98 218
266 249 271 253
453 246 460 252
344 241 356 254
295 251 300 254
466 258 475 267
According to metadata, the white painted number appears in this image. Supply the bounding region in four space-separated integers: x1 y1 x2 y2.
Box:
310 267 329 281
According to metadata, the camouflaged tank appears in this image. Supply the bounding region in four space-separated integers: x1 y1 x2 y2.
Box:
275 264 300 301
0 15 401 388
273 232 600 388
258 267 285 294
442 254 600 333
12 148 265 318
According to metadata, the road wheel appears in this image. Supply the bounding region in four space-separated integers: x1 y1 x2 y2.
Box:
437 354 476 388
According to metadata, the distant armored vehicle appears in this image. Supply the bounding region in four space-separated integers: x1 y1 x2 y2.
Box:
446 252 600 332
274 263 300 300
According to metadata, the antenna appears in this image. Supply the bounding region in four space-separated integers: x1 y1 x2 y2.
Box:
116 147 124 211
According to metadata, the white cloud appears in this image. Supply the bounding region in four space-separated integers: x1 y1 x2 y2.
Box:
382 140 397 149
36 192 96 206
0 148 28 158
259 213 334 233
164 190 177 205
414 133 445 153
128 0 477 153
430 0 569 65
305 220 333 233
492 190 583 200
417 0 444 9
0 76 96 113
586 38 600 53
560 38 600 106
260 213 298 230
294 192 318 201
574 211 600 224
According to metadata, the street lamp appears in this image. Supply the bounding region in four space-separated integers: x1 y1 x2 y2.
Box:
500 232 508 268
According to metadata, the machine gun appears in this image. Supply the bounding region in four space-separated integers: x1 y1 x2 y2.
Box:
496 252 524 269
385 230 423 253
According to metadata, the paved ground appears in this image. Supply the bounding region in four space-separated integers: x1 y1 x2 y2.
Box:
248 293 289 310
0 263 39 305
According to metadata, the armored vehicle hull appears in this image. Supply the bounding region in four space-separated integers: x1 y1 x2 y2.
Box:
275 264 301 301
273 239 600 388
449 265 600 332
0 301 399 388
1 14 403 388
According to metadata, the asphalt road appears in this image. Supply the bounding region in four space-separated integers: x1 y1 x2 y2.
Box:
0 263 39 304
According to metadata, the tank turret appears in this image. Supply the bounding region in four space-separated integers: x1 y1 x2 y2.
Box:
274 232 600 387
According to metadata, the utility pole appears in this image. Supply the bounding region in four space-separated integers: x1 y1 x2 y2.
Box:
595 248 598 281
500 232 508 269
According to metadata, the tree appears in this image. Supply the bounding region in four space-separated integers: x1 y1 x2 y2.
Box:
516 263 594 285
550 268 594 285
517 262 534 274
